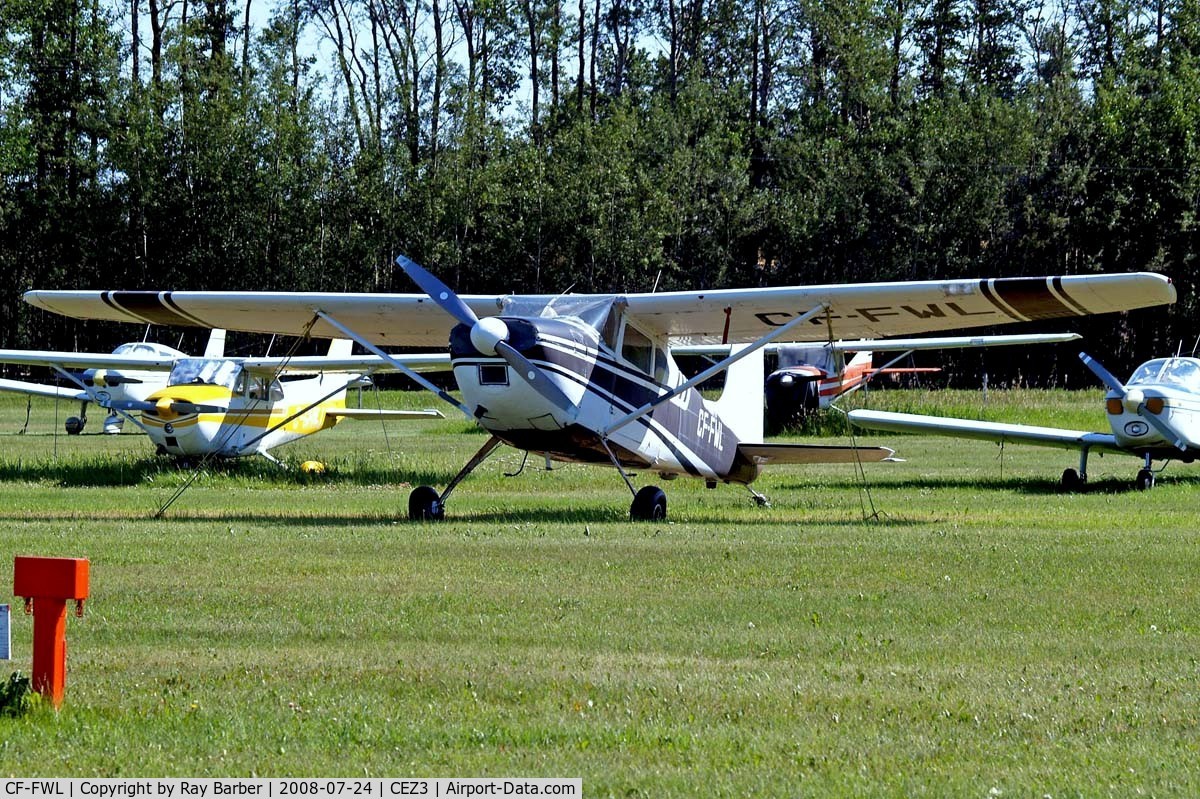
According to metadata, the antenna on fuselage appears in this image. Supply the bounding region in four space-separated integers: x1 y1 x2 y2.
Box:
1192 336 1200 356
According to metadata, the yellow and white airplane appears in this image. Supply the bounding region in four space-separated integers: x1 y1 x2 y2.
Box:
0 330 226 434
1 337 447 462
23 262 1175 519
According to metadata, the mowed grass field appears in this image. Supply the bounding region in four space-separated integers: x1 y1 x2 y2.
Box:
1 388 1199 794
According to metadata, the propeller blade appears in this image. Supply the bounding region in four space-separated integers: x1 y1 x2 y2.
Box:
1079 352 1126 396
495 341 579 423
395 254 479 327
1136 406 1189 451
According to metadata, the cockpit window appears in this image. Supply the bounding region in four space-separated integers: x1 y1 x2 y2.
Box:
168 359 242 391
1128 358 1200 391
621 323 654 374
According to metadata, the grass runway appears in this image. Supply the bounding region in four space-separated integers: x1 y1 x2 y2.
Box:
0 389 1198 794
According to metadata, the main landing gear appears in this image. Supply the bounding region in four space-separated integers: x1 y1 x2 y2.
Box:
630 485 667 521
408 436 502 521
1062 450 1159 492
65 401 89 435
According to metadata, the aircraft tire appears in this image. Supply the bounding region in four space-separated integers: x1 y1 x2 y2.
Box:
409 485 445 521
1136 469 1155 491
630 485 667 522
1060 468 1084 491
65 416 85 435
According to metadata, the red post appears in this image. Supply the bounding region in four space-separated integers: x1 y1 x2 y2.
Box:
13 556 89 708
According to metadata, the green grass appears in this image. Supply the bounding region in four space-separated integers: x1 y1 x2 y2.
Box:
1 389 1199 795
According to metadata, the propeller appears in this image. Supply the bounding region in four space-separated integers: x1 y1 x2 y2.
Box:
1079 352 1189 451
396 255 579 422
110 398 224 417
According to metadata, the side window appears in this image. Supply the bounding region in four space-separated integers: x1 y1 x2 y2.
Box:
620 323 653 374
653 346 669 384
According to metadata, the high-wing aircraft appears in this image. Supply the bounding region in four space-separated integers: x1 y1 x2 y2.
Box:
23 263 1175 519
676 333 1082 431
848 351 1200 491
3 336 448 461
0 330 226 434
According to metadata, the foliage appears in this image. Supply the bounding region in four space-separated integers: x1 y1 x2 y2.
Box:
0 0 1196 383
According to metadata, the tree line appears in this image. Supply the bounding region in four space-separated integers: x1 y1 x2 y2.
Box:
0 0 1197 383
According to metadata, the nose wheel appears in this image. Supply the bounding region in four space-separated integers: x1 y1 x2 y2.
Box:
1136 468 1155 491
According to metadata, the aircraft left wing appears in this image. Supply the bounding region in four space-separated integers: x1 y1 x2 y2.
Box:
847 410 1126 455
736 442 897 464
0 377 90 402
325 408 444 420
23 272 1173 346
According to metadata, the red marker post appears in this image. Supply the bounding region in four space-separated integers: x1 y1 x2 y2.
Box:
13 556 89 707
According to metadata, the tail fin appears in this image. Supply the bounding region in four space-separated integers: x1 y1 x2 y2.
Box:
203 329 226 358
327 339 353 358
713 345 764 443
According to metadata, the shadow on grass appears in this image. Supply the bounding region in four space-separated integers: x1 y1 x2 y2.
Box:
801 473 1200 495
0 457 462 489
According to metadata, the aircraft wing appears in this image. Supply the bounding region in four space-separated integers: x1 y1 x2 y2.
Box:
325 408 444 420
736 442 897 464
0 377 90 402
674 333 1081 356
847 410 1126 455
0 348 178 370
238 353 450 375
23 273 1172 347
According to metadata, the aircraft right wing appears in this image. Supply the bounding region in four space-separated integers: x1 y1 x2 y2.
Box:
846 409 1126 455
0 349 178 370
0 377 90 402
736 442 897 464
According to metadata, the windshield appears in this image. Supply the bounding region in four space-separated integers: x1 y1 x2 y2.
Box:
500 295 618 335
1127 358 1200 392
167 358 242 391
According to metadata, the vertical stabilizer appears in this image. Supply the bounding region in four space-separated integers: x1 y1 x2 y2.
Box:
327 338 354 358
713 344 764 443
203 329 226 358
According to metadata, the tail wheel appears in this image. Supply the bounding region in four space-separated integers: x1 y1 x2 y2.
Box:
630 485 667 522
409 485 445 521
1136 469 1155 491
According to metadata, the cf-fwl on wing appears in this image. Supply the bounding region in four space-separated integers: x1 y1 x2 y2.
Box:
24 263 1175 519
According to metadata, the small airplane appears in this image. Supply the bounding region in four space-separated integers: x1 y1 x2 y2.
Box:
848 351 1200 491
2 336 449 462
0 330 226 434
23 263 1175 519
675 333 1082 431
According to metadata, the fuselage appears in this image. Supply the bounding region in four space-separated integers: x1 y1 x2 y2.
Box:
83 341 187 432
1106 357 1200 458
140 358 349 457
448 314 760 483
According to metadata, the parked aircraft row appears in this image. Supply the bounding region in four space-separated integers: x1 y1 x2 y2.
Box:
10 258 1175 519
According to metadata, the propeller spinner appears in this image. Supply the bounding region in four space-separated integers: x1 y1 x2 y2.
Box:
395 255 579 423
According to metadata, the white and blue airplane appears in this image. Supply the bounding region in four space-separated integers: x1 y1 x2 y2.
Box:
0 330 226 434
849 351 1200 491
22 261 1175 519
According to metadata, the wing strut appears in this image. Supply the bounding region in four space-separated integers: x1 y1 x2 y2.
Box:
314 309 472 419
601 302 829 438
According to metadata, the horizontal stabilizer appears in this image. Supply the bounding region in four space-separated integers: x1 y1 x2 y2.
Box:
326 408 444 421
736 442 895 465
847 409 1124 454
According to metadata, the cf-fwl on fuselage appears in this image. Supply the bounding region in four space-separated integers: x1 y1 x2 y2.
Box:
22 261 1176 519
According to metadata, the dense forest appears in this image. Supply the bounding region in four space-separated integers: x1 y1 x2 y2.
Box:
0 0 1197 382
